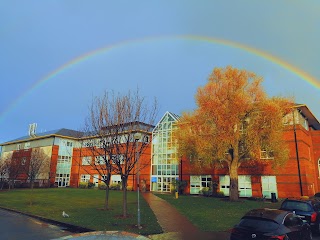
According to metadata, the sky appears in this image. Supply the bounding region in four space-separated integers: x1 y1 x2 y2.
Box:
1 1 320 143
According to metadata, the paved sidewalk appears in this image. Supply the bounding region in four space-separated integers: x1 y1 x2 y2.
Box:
143 192 230 240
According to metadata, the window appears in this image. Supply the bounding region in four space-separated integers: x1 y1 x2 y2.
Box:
66 141 73 147
238 175 252 197
190 175 212 194
55 173 70 187
24 142 30 149
83 140 94 147
239 218 279 231
260 149 274 159
21 157 26 165
261 176 278 199
58 155 71 164
219 175 230 196
95 156 104 165
17 144 21 150
112 155 124 164
80 174 90 183
82 156 91 165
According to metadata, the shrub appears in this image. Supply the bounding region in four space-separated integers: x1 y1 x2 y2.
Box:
200 187 212 197
87 182 95 189
314 192 320 198
127 186 133 191
98 183 107 190
171 179 187 195
110 183 121 190
79 182 88 189
213 190 225 198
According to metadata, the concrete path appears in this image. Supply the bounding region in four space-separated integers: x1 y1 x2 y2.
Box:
142 192 230 240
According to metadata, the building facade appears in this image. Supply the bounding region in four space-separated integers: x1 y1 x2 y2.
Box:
1 105 320 199
149 105 320 199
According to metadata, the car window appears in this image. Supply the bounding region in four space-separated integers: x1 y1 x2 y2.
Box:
281 201 311 211
313 202 320 211
239 217 279 231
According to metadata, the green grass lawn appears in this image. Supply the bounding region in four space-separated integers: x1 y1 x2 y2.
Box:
0 188 162 236
156 194 282 232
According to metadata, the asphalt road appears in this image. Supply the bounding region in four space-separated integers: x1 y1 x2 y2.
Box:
1 207 320 240
0 208 72 240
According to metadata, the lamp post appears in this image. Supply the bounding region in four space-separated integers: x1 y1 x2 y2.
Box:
134 132 142 229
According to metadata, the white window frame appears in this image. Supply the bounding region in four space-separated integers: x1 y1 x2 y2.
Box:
17 144 21 150
190 175 211 194
80 174 90 183
95 156 104 165
112 154 124 164
190 176 201 194
261 176 278 199
238 175 252 197
82 156 91 165
24 142 30 149
219 175 230 196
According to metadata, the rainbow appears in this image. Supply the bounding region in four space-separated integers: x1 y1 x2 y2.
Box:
1 35 319 122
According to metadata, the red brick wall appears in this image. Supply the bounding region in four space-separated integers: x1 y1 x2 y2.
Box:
70 144 152 190
178 124 320 198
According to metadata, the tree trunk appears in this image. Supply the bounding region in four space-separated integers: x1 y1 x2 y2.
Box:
229 159 239 201
122 178 128 218
104 186 110 210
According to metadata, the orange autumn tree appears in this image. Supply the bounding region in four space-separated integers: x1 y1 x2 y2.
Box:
176 66 292 201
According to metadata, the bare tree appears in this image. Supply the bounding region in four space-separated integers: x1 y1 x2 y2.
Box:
8 157 22 190
0 155 10 190
21 148 50 189
84 89 157 217
77 135 115 210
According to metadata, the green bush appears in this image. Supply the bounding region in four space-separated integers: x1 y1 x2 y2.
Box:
110 183 121 190
87 182 95 189
214 190 225 198
200 187 213 197
171 179 187 194
127 186 133 191
79 182 88 189
98 183 107 190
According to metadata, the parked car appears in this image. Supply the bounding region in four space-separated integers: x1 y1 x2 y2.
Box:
280 198 320 233
230 208 312 240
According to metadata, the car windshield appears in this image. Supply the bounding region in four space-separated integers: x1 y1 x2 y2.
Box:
238 217 280 231
281 201 311 212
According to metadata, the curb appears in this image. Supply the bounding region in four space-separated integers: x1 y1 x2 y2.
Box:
0 206 93 233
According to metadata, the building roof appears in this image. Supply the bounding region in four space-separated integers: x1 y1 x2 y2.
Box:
0 128 84 146
153 111 181 132
294 104 320 130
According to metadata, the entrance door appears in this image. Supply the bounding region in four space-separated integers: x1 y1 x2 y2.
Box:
154 176 175 192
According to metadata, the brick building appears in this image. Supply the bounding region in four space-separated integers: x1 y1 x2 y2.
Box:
150 106 320 199
1 105 320 199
